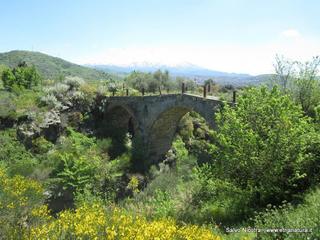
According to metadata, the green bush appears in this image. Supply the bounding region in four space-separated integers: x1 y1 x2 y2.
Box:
0 89 44 123
172 137 197 179
177 112 217 165
1 63 41 91
178 113 194 141
0 129 38 176
32 136 54 154
14 89 44 118
48 129 104 192
56 153 99 192
178 165 252 226
211 87 317 207
122 172 178 220
46 128 130 204
0 92 17 120
167 86 320 228
1 68 16 91
254 188 320 239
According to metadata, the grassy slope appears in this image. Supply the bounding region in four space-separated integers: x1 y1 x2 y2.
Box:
0 50 112 81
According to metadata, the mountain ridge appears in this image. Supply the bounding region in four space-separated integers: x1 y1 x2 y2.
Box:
0 50 111 81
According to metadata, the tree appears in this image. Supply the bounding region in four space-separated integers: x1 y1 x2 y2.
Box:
124 70 178 94
13 65 41 89
273 56 320 117
107 82 118 95
0 65 8 87
1 63 41 91
163 70 170 89
148 76 160 93
210 87 317 207
1 69 16 91
294 56 320 116
153 69 170 94
125 71 148 92
204 78 214 86
273 54 295 92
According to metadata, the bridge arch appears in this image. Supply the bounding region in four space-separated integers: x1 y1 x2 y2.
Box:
147 104 215 163
103 104 140 158
105 104 138 137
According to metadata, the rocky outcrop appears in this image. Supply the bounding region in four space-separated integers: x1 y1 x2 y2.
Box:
39 110 63 142
14 78 95 148
0 116 16 130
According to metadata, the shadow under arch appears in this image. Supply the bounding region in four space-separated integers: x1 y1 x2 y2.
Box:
102 104 139 159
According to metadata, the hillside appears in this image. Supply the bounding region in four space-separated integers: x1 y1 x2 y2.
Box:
0 50 111 81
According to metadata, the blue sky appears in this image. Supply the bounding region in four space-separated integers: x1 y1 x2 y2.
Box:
0 0 319 74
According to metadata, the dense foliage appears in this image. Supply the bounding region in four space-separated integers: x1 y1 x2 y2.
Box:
213 87 316 206
178 86 320 228
2 62 41 91
273 55 320 117
0 56 320 239
254 188 320 239
124 70 199 94
0 129 38 176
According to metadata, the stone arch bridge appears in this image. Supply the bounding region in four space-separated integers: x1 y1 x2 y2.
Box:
99 94 227 166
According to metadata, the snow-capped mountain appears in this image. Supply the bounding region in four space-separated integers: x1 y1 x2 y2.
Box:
86 61 271 86
87 61 250 77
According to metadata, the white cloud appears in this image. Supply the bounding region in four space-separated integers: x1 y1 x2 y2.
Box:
76 32 320 75
281 29 301 38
